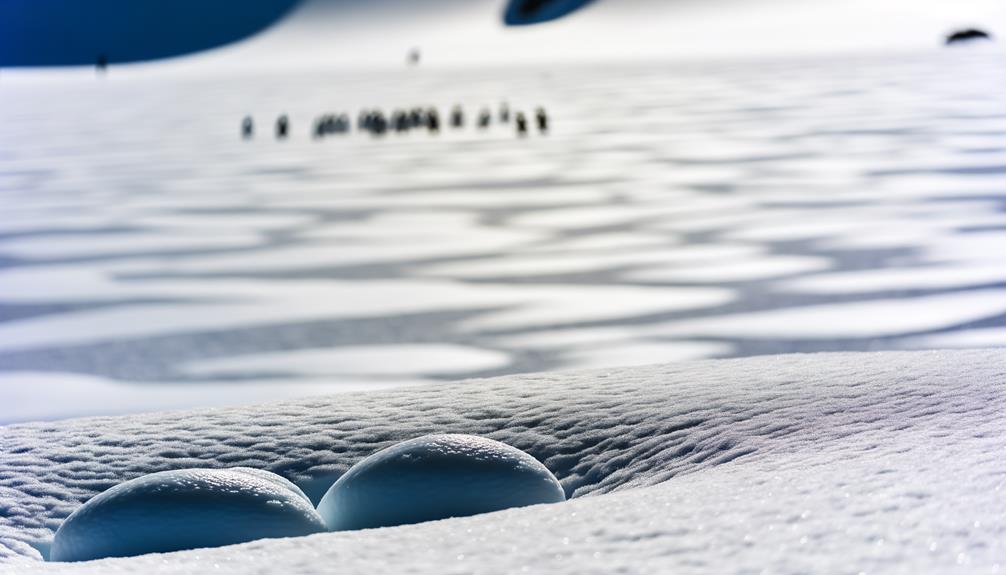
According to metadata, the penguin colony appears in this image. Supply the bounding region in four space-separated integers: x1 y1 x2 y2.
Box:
241 103 549 140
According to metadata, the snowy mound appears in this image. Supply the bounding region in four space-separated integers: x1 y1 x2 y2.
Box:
51 468 326 562
2 350 1005 573
317 434 565 531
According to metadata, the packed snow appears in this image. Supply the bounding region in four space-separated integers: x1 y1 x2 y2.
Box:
1 351 1004 573
317 434 565 531
50 468 325 562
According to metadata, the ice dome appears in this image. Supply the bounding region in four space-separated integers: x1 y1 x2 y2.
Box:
50 468 327 562
317 434 566 531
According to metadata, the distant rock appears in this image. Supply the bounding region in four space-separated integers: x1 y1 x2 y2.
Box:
946 28 993 45
504 0 597 26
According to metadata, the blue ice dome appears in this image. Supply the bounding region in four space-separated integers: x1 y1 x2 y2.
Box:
504 0 597 26
51 467 327 562
317 434 566 531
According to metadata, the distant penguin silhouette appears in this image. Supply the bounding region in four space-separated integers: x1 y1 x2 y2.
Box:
313 116 328 140
946 28 993 45
427 108 441 134
451 105 464 129
334 114 350 134
516 112 528 137
241 116 254 140
535 107 549 134
499 103 511 123
408 48 421 66
370 112 388 136
410 108 425 129
358 110 371 131
478 109 492 129
96 53 108 73
276 115 289 139
393 110 410 133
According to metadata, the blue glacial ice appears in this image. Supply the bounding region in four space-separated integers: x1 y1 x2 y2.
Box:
50 467 326 562
317 434 566 531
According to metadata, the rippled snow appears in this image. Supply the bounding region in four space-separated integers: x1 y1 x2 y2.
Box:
3 53 1006 421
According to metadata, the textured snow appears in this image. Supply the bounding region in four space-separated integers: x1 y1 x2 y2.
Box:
50 468 325 562
1 350 1004 573
317 434 565 531
7 54 1006 421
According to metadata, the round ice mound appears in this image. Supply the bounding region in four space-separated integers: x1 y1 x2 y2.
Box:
51 467 327 562
317 434 565 531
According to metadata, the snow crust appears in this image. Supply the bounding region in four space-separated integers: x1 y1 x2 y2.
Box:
2 350 1004 573
317 434 565 531
50 468 325 562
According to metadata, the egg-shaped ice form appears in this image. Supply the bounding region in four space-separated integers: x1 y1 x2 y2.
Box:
317 434 565 531
51 467 327 562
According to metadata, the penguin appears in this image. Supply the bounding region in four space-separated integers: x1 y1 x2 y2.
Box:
276 115 289 139
313 116 327 140
515 112 528 137
499 102 511 123
535 107 549 134
450 105 464 129
427 108 441 134
334 114 350 134
241 116 254 140
478 108 492 130
371 112 388 136
410 108 425 129
393 110 410 133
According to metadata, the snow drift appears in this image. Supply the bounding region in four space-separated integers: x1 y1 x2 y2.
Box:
2 350 1004 573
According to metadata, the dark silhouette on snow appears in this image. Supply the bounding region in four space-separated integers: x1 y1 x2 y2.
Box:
535 107 549 134
451 106 465 129
242 116 254 139
499 103 511 123
478 109 492 129
276 115 289 139
334 114 350 134
516 112 528 137
393 110 411 133
369 112 388 136
427 108 441 134
408 48 421 66
410 108 426 129
96 54 108 73
504 0 596 26
946 28 993 45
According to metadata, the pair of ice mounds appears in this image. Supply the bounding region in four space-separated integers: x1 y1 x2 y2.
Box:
51 434 566 562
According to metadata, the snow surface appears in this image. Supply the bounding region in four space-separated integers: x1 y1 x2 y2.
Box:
6 54 1006 422
317 434 565 531
50 468 325 562
1 350 1004 573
